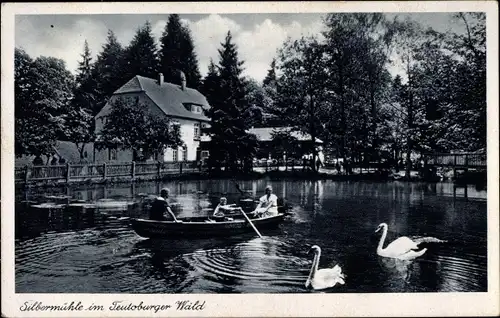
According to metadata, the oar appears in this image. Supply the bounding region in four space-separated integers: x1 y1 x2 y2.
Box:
232 181 262 238
239 208 263 238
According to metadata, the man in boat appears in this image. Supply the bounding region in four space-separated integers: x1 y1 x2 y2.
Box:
252 185 279 218
149 188 180 222
213 197 241 219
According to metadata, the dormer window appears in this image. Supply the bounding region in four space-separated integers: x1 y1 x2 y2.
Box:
182 103 205 115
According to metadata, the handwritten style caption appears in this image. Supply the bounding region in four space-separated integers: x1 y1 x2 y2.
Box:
20 300 206 314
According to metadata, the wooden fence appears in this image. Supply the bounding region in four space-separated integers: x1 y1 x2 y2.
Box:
252 159 308 171
424 152 486 168
15 161 203 184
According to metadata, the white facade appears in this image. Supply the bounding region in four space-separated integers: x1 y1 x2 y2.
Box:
95 93 210 163
162 118 204 162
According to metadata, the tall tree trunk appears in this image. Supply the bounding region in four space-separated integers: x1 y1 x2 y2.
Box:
309 94 317 173
77 143 85 160
339 60 346 164
370 73 378 162
405 61 414 180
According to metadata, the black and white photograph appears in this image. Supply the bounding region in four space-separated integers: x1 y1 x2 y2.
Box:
1 1 499 317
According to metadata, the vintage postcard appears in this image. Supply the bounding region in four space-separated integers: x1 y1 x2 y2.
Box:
1 1 499 317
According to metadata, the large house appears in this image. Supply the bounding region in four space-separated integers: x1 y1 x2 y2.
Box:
94 73 211 162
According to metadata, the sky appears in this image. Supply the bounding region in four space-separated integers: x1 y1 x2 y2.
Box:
15 12 466 83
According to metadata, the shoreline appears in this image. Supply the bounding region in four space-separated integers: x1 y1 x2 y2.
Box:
16 168 487 190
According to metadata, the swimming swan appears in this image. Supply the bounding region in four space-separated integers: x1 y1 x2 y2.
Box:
305 245 345 290
375 223 427 260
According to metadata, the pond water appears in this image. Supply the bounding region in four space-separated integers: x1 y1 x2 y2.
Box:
15 179 487 293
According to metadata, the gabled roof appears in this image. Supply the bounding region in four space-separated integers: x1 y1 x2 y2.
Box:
247 127 323 143
100 75 210 122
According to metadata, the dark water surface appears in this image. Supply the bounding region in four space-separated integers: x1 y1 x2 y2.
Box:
15 180 487 293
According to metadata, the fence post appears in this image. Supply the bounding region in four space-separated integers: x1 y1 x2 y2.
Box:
179 162 183 174
66 163 70 183
131 161 136 180
453 155 457 180
103 163 107 180
465 154 468 167
24 165 29 183
157 162 161 178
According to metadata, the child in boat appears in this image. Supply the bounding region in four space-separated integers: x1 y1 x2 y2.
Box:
213 197 242 218
149 188 180 222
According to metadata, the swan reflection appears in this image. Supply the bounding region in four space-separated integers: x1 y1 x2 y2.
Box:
378 257 414 282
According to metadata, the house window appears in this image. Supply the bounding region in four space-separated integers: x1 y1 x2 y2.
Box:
173 148 178 162
108 148 117 161
182 147 188 161
194 123 200 139
189 105 203 114
201 151 209 159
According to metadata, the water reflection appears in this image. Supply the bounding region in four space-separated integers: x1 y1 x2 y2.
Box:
15 179 487 293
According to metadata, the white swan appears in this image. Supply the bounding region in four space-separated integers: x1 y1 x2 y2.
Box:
375 223 427 260
305 245 345 290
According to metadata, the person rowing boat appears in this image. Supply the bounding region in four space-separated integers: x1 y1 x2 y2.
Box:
251 185 279 218
149 188 180 222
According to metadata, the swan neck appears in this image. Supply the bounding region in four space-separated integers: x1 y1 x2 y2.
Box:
377 225 388 252
308 250 320 281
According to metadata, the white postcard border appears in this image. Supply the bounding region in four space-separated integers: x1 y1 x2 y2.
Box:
2 1 499 317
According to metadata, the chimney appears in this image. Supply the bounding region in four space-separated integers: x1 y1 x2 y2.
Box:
180 71 186 91
158 73 164 86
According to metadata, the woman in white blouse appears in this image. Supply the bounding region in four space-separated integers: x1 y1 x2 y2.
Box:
252 185 279 217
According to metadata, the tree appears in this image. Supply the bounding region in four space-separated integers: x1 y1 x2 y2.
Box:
61 108 94 161
384 18 427 177
206 31 259 172
270 129 302 160
263 58 277 87
122 21 159 82
159 14 202 88
95 98 182 161
275 36 329 172
260 58 282 127
62 40 96 160
446 13 486 151
384 13 486 175
244 79 265 127
201 59 219 106
92 30 125 115
15 49 75 160
322 13 392 166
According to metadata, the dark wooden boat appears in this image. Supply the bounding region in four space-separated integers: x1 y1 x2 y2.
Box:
131 213 286 238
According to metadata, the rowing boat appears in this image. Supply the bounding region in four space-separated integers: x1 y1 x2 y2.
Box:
131 213 286 238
